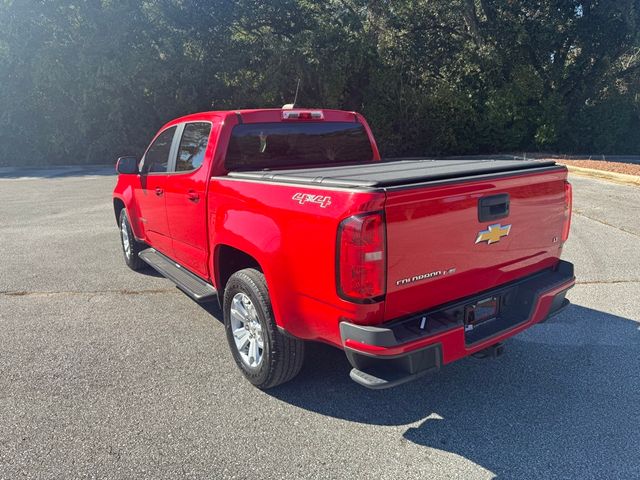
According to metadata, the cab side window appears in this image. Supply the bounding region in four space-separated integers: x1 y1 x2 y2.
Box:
175 122 212 172
141 126 176 174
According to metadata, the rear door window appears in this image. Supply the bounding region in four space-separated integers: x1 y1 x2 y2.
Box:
175 122 212 172
141 126 176 174
225 122 374 170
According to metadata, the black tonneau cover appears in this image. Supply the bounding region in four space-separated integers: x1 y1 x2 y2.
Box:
227 158 559 189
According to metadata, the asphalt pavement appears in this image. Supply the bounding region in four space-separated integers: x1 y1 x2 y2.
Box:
1 170 638 479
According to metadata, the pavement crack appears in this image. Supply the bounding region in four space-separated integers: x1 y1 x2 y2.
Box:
0 288 178 297
573 209 640 238
576 279 640 285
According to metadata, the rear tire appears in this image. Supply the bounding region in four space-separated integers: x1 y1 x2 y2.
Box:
223 268 305 389
118 209 146 271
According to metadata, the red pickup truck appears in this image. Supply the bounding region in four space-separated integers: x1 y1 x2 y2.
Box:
113 108 575 389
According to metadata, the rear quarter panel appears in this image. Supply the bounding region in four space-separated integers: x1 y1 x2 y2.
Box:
209 178 385 345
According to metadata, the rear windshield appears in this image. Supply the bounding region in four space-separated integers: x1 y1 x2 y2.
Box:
225 122 374 170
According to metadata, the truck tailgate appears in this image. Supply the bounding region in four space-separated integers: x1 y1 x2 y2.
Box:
383 167 568 320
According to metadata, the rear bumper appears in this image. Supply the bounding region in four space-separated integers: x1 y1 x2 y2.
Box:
340 260 575 389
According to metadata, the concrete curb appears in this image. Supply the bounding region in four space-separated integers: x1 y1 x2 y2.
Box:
562 164 640 186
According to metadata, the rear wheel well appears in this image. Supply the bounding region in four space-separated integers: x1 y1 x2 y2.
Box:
113 198 125 225
216 245 262 293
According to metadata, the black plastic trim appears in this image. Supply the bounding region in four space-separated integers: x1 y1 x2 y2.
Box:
138 248 217 302
340 323 397 347
347 343 442 389
478 193 510 222
541 296 570 322
382 165 565 192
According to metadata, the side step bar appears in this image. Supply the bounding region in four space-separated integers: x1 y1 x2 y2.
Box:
138 248 217 302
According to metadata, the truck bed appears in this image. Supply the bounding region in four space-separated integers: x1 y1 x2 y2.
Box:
227 158 559 189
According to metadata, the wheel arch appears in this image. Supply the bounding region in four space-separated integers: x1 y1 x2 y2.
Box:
214 244 263 295
113 189 145 240
113 197 126 225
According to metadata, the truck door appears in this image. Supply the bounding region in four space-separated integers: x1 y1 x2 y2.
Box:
164 121 216 279
134 125 177 255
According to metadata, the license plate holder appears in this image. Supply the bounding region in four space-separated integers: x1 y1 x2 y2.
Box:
464 296 499 331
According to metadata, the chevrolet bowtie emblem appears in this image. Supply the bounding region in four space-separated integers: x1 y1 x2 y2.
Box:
475 223 511 244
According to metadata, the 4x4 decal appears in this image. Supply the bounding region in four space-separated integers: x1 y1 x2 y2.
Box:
292 193 332 208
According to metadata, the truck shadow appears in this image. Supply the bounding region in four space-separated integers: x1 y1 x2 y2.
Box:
266 304 640 479
199 301 223 323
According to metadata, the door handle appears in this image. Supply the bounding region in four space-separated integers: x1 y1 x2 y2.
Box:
187 190 200 203
155 187 164 196
478 194 509 222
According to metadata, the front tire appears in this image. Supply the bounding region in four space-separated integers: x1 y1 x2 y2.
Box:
223 269 305 389
118 209 146 271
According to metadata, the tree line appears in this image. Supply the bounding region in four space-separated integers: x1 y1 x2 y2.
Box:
1 0 639 166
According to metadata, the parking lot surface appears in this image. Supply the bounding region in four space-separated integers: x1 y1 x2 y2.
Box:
1 170 638 479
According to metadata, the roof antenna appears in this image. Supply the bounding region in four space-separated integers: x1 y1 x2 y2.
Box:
282 78 300 110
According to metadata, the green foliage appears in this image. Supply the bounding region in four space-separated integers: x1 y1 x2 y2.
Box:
0 0 639 166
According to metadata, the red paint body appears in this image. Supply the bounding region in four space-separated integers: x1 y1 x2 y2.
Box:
113 108 573 368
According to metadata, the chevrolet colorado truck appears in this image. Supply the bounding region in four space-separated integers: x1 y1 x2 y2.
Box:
113 108 575 389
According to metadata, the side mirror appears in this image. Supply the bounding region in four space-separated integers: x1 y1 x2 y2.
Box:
116 156 139 175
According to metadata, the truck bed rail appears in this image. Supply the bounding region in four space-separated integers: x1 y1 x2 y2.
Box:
227 158 559 189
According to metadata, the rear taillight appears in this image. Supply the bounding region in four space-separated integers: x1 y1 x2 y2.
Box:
562 181 572 242
337 212 386 302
